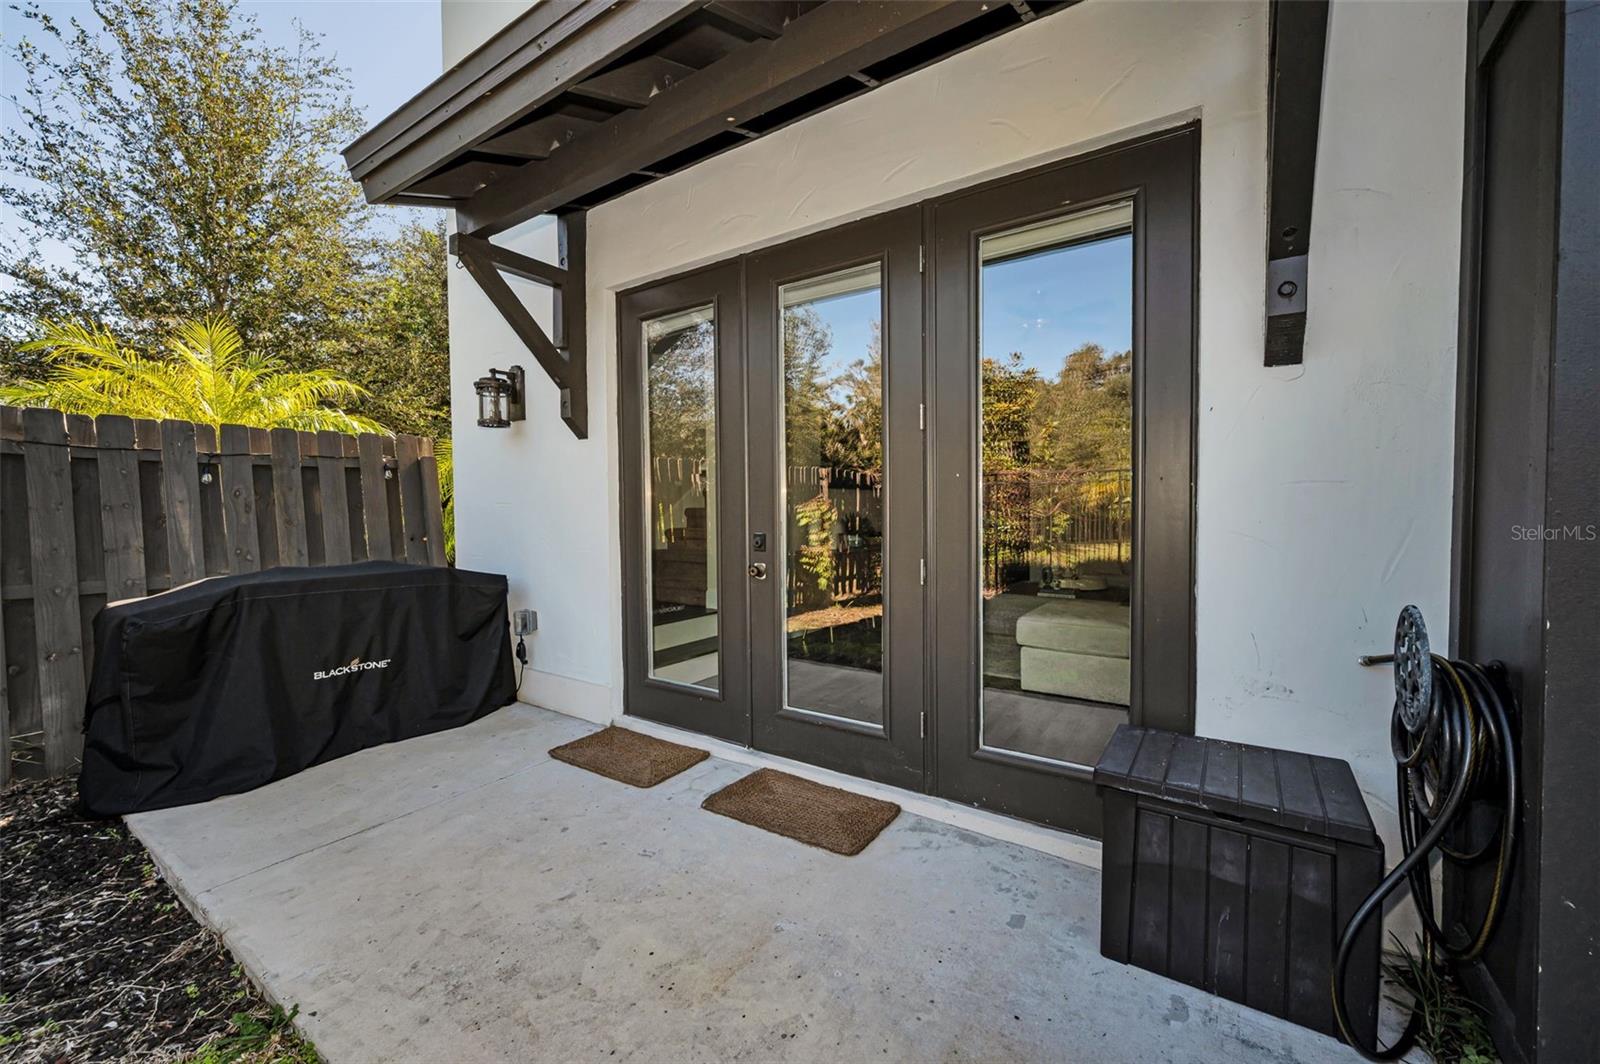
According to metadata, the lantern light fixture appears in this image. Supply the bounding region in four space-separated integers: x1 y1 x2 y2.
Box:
474 366 526 428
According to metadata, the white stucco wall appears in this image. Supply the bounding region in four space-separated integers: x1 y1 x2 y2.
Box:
445 0 1465 854
441 0 530 67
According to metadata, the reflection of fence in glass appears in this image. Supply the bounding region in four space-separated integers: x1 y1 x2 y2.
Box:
650 455 708 549
983 466 1132 594
648 457 885 608
786 465 882 610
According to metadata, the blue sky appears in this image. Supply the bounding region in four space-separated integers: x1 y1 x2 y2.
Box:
793 233 1134 379
2 0 444 245
983 234 1133 373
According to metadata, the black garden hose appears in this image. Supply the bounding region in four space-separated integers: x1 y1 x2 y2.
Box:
1332 606 1518 1061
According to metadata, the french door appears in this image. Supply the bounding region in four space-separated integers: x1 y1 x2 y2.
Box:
744 209 925 789
929 130 1197 835
618 262 750 744
619 127 1197 835
619 214 925 785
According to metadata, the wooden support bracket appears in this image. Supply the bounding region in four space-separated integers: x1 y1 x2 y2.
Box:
1264 0 1330 367
449 211 589 437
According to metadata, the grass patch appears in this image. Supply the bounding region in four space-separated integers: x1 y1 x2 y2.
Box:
1383 935 1500 1064
185 1004 322 1064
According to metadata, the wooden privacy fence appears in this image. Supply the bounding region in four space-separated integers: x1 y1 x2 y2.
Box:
0 405 448 783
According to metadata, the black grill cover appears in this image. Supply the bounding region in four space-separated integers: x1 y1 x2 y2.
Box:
79 561 515 816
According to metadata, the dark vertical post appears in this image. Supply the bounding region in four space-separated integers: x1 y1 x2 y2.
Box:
419 438 448 565
21 408 84 775
357 432 393 561
1262 0 1329 366
316 430 354 564
394 434 429 564
558 209 589 437
94 415 147 602
159 419 204 586
219 424 261 573
269 428 309 566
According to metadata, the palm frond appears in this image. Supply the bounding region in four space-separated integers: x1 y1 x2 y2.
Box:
4 316 392 437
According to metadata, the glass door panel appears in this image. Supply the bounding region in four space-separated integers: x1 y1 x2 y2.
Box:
780 263 886 727
977 203 1134 768
643 305 721 691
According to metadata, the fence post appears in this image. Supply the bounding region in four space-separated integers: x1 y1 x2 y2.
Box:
95 415 147 603
21 408 85 776
316 430 354 565
218 424 261 574
159 419 204 587
395 434 429 565
419 438 448 566
269 428 309 566
357 433 393 561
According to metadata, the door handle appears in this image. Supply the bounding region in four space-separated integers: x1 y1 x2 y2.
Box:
748 562 767 580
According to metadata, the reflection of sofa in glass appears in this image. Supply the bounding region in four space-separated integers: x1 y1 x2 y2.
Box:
1015 597 1130 706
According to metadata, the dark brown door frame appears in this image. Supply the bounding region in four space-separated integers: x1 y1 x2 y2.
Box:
745 208 926 790
1449 3 1599 1061
617 261 751 744
928 126 1199 836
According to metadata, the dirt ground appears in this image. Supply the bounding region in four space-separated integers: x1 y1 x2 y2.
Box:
1 777 318 1063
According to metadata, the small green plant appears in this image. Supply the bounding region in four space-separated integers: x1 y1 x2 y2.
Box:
1383 935 1499 1064
187 1004 322 1064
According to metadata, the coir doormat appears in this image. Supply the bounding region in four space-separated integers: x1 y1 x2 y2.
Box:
549 726 708 787
701 768 900 856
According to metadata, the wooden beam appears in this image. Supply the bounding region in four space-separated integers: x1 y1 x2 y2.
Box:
448 214 590 438
459 1 994 237
348 0 704 204
570 55 700 109
1263 0 1330 366
453 232 571 289
702 1 797 40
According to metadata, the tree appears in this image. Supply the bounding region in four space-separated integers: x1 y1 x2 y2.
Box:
0 317 384 433
347 220 452 439
1 0 374 373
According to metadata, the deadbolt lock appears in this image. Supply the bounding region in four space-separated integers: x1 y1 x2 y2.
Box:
748 562 767 580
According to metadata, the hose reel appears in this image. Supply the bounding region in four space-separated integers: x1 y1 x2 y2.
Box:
1335 606 1519 1060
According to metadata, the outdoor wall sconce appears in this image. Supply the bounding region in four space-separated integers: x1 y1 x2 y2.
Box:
474 366 526 428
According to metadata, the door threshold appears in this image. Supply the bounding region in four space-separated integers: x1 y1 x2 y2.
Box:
617 715 1103 871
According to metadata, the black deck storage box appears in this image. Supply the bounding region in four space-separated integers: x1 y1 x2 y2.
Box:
80 561 516 816
1094 726 1383 1046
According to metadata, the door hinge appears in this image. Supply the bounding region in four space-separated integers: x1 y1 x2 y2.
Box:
918 244 925 273
918 402 925 430
920 711 927 739
920 558 926 586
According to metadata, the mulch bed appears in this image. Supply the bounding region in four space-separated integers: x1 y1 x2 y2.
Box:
1 777 318 1063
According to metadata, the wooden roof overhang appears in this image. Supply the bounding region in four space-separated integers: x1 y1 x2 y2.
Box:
347 0 1329 436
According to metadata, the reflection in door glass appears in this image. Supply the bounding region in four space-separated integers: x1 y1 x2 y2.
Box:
780 263 885 726
978 202 1134 767
643 305 719 691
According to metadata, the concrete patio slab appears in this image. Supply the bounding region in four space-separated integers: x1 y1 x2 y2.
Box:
131 703 1363 1063
128 705 594 894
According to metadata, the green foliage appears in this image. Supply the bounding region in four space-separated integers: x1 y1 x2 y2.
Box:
434 435 456 562
1 0 375 370
0 317 385 434
791 494 839 604
345 220 452 440
1383 935 1500 1064
186 1004 322 1064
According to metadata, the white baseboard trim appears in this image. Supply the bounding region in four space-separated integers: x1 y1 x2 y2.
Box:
616 714 1103 871
514 668 612 725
